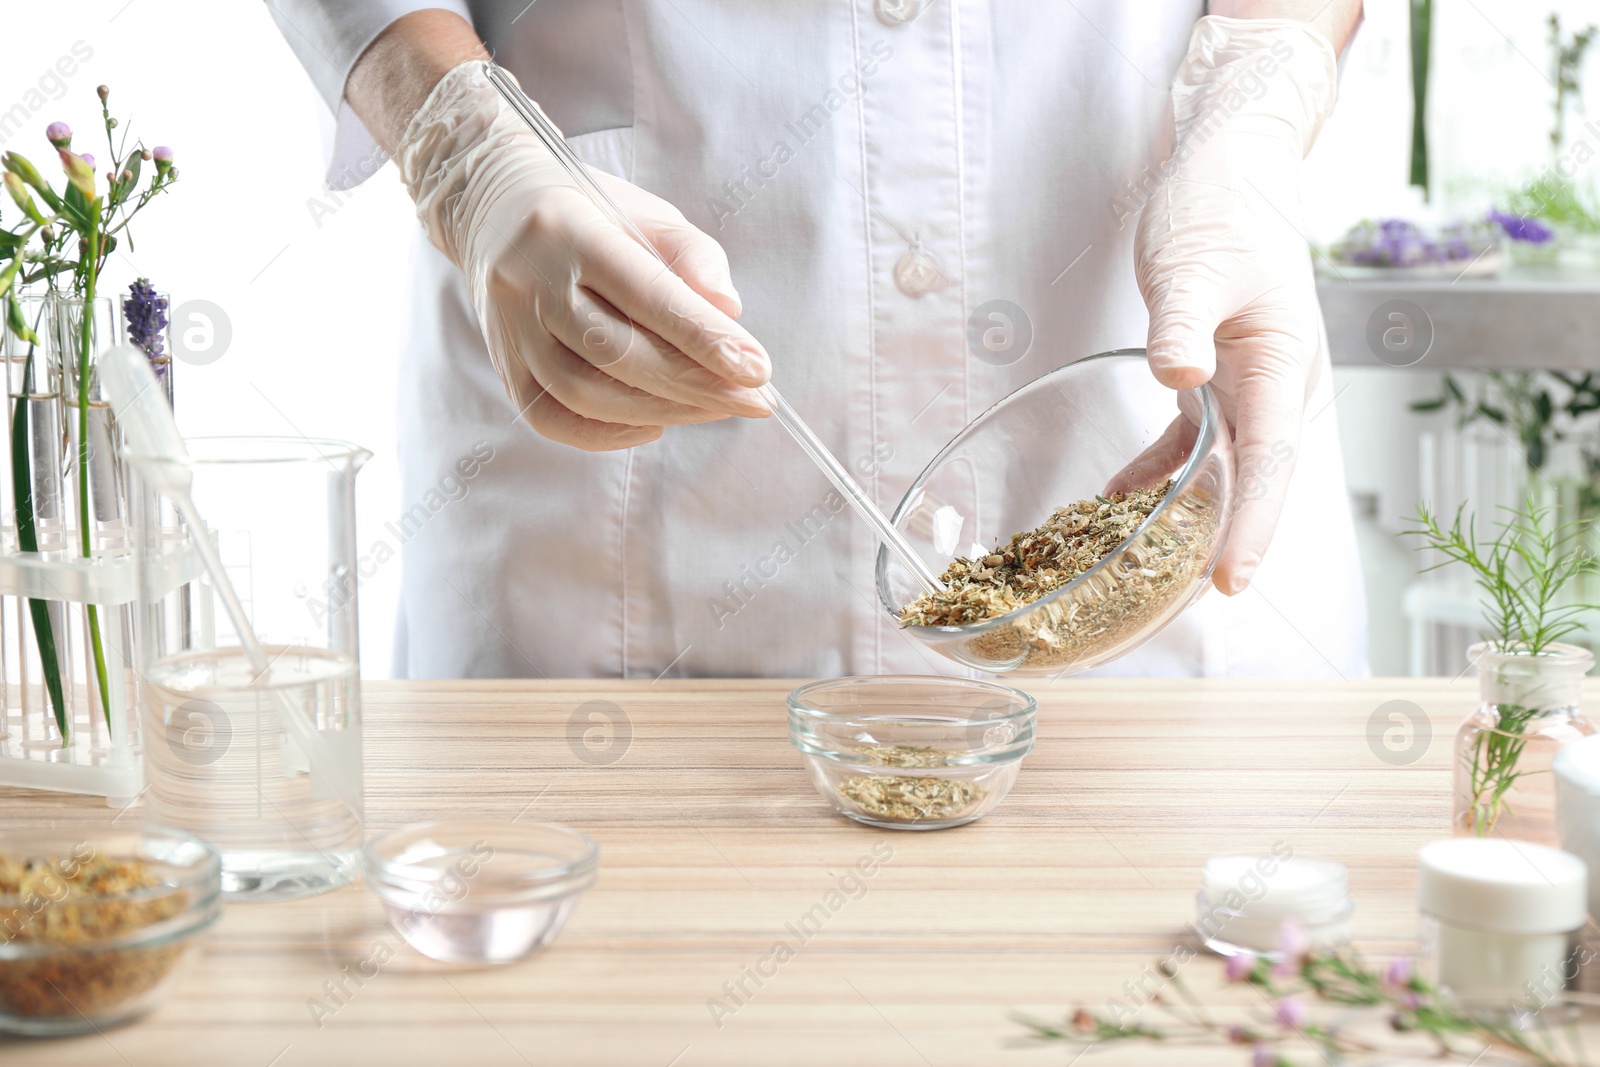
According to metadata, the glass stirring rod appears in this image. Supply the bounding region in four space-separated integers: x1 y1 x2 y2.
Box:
482 62 945 596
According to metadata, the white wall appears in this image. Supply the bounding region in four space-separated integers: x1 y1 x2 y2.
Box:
2 1 1592 676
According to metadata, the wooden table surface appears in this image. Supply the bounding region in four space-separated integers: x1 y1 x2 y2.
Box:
0 677 1533 1065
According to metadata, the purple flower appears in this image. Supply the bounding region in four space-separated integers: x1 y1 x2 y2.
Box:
1382 957 1412 989
1224 952 1256 982
80 152 94 169
1274 995 1308 1030
1333 217 1496 267
1488 208 1555 244
151 145 174 174
123 278 170 374
44 122 71 147
1252 1045 1276 1067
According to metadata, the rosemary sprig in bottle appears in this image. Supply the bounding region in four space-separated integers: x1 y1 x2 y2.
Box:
1405 495 1598 835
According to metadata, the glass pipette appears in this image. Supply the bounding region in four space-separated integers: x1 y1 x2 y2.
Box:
482 62 944 596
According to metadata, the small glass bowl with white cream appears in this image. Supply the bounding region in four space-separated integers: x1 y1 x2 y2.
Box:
1195 854 1354 957
362 820 598 965
788 675 1036 830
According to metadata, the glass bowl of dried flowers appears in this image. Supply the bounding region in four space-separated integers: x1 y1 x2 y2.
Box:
788 675 1036 830
0 827 221 1035
877 349 1235 676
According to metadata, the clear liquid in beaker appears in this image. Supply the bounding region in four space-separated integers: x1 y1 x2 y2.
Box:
142 645 361 901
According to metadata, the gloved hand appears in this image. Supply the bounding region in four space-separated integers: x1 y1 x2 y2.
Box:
1125 17 1339 595
395 62 770 450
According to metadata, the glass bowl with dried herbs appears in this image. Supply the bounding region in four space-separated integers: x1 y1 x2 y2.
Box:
877 349 1234 675
788 676 1036 830
0 827 221 1036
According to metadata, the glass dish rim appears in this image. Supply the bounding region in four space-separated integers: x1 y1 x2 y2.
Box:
362 819 600 898
874 348 1223 636
787 674 1037 766
0 827 222 957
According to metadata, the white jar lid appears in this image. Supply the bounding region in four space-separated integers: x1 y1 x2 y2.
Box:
1202 855 1350 921
1417 838 1586 934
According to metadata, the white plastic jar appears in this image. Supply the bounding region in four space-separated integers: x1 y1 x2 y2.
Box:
1417 838 1587 1012
1195 855 1354 956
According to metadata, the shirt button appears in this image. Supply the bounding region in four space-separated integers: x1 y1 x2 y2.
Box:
894 248 943 298
875 0 925 26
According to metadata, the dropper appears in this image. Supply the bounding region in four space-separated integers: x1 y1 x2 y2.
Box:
482 62 945 595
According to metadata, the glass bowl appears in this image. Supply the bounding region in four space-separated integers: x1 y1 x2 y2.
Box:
0 827 222 1036
876 349 1234 675
363 820 598 965
788 675 1036 830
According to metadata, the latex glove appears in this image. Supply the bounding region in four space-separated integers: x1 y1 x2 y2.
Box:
396 62 770 450
1124 17 1338 595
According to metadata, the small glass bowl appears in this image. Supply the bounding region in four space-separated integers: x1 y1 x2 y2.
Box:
788 676 1036 830
363 820 598 965
0 827 222 1036
876 349 1235 675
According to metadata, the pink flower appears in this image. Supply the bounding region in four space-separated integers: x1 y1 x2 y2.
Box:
1276 918 1311 960
1224 952 1256 982
151 145 174 172
1252 1045 1276 1067
1274 995 1308 1030
44 122 71 147
1271 919 1311 977
80 153 94 168
1382 957 1412 989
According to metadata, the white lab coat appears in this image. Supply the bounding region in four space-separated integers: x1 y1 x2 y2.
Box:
271 0 1368 680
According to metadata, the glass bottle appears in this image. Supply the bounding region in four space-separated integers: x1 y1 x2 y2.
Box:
1455 642 1595 846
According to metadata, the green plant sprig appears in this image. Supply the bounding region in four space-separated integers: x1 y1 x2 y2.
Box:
1404 495 1598 836
0 86 177 742
1403 496 1598 656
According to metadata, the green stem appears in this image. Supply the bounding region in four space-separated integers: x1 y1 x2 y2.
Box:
77 216 112 729
1409 0 1433 198
9 332 68 743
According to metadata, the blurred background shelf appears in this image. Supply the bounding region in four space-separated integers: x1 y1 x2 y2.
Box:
1320 268 1600 370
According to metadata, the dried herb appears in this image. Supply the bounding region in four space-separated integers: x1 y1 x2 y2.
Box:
901 482 1175 629
838 774 986 823
899 480 1220 672
0 851 185 1020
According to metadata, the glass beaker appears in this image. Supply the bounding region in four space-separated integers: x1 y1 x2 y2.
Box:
133 437 370 901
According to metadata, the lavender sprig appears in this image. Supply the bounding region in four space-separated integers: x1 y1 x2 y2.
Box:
123 277 168 377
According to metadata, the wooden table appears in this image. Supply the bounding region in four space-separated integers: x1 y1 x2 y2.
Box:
0 677 1530 1065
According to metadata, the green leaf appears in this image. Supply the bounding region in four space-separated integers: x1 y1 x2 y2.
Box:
11 354 68 742
113 150 141 205
1410 398 1447 412
59 182 95 233
1445 375 1465 402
